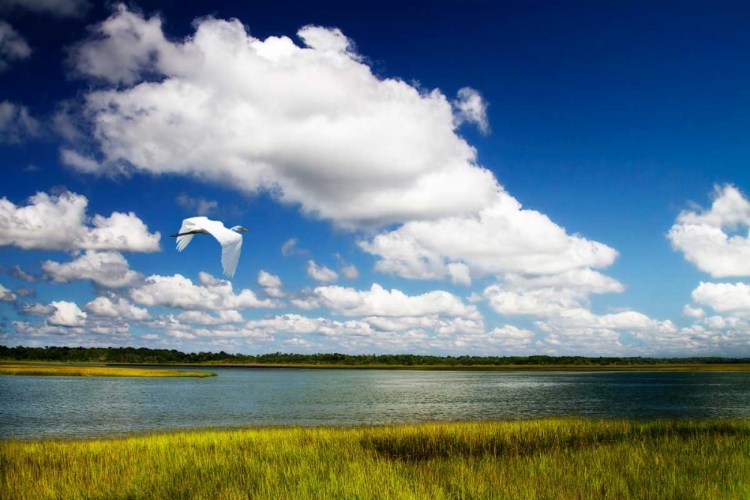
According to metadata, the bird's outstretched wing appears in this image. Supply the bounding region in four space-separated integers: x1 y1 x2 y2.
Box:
175 217 210 252
196 219 244 278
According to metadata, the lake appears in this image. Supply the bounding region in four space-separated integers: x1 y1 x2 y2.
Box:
2 368 750 439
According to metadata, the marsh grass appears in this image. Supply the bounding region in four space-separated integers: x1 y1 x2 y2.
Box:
0 364 214 377
1 419 748 499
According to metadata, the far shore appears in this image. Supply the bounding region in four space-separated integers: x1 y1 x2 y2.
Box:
4 360 750 372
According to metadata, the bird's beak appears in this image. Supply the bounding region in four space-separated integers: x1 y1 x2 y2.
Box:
241 227 249 232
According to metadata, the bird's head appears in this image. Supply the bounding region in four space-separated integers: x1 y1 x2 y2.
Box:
230 226 249 233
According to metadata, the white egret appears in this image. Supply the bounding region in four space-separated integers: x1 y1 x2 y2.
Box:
170 217 249 278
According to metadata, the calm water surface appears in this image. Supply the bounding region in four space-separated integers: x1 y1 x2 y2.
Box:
2 368 750 439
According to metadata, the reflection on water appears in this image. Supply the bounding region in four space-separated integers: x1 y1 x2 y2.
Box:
1 369 749 439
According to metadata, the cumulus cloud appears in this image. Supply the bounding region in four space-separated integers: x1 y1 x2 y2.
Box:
360 192 618 281
334 253 359 279
15 287 36 297
483 269 624 317
22 302 56 316
1 0 90 18
364 315 484 335
258 270 285 297
340 263 359 279
48 300 87 327
84 296 149 320
176 193 218 216
66 6 501 227
668 185 750 277
307 260 338 283
0 21 31 72
281 238 308 257
691 282 750 316
683 304 705 318
7 264 36 282
61 6 618 302
43 250 142 288
453 325 534 352
0 191 160 252
0 283 17 301
176 310 244 325
453 87 489 134
0 101 40 144
314 283 479 318
59 149 102 172
130 271 277 311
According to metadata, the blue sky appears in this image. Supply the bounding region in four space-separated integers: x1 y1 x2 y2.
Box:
1 0 749 356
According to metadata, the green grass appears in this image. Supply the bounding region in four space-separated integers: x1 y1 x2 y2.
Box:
2 419 748 499
0 364 215 377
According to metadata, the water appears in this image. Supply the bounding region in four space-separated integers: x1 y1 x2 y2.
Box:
2 368 750 439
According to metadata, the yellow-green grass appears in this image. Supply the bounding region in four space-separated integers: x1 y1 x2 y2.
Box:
2 419 748 499
0 364 214 378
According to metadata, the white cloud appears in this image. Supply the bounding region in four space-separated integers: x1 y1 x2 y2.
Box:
60 149 102 172
453 325 534 352
668 185 750 277
453 87 489 134
48 300 87 327
683 304 705 318
691 281 750 316
307 260 338 283
290 295 320 310
84 296 149 320
8 264 36 282
130 272 277 311
0 191 161 252
0 0 90 17
176 193 218 216
314 283 479 318
15 287 36 297
0 21 31 71
42 250 142 288
258 270 285 297
281 238 308 257
66 7 501 227
334 253 358 279
176 310 244 325
22 302 55 316
0 283 16 301
447 262 471 286
63 6 617 304
364 315 484 335
340 264 359 279
484 286 581 316
0 101 40 144
360 192 617 281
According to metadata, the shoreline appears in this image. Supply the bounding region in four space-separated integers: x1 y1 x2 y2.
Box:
4 360 750 371
112 362 750 372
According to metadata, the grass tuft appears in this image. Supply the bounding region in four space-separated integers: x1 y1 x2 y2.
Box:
0 364 214 377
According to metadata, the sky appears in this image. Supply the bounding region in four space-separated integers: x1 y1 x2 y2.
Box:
1 0 750 356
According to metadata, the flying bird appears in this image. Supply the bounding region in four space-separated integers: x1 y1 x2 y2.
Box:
171 217 249 278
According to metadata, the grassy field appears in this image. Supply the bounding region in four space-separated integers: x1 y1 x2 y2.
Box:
1 419 748 499
0 364 215 377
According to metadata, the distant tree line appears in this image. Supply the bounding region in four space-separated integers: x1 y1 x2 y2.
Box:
1 345 748 366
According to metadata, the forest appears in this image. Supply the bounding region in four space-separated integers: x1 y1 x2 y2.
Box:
1 345 748 366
